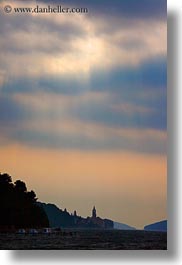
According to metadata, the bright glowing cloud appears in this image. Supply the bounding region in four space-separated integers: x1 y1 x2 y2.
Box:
0 0 166 81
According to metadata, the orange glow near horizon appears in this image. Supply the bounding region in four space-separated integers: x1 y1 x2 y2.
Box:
0 144 167 229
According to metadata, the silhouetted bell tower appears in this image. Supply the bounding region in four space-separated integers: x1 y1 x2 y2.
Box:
92 206 97 218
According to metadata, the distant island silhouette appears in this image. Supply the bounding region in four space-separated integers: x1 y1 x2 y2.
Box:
144 220 167 232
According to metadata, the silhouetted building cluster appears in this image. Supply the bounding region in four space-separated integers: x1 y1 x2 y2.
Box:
72 206 113 229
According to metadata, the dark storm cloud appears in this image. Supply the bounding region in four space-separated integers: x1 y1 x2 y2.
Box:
2 79 38 94
75 57 167 131
0 15 86 39
42 0 166 20
2 56 166 95
72 96 166 131
0 13 86 55
10 126 166 154
2 77 84 95
0 95 31 126
37 78 85 95
1 50 166 131
89 57 167 92
0 0 166 152
0 5 86 37
2 38 72 55
0 90 166 153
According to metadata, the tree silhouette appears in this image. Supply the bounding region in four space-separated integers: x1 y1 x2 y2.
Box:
14 180 27 193
0 173 12 185
27 190 37 202
0 173 49 230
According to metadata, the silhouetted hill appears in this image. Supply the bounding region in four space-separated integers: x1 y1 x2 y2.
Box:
144 220 167 232
114 222 136 230
39 203 75 227
39 202 114 229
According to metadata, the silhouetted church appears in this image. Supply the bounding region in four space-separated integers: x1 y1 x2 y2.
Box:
92 206 97 218
72 205 113 229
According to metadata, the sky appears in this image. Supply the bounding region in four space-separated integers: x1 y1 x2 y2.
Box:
0 0 167 229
